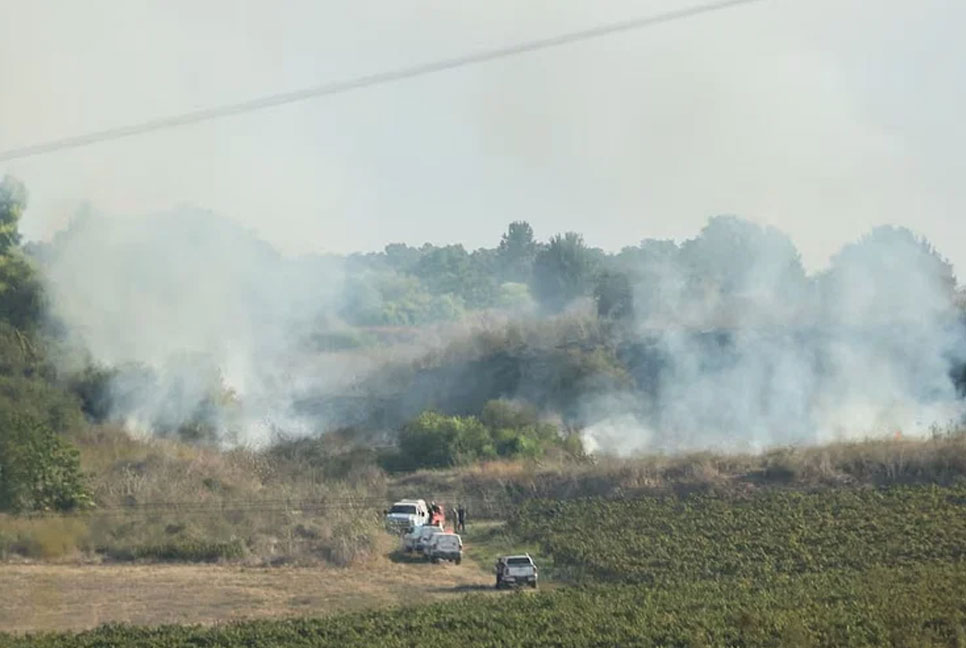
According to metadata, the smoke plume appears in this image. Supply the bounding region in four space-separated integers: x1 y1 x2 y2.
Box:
35 209 966 454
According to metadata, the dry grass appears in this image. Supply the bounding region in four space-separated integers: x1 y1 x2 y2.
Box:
393 432 966 515
0 516 91 560
16 426 392 566
10 426 966 565
0 539 493 634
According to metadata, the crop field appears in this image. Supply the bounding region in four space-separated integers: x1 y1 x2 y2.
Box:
8 483 966 647
6 562 966 647
509 484 966 584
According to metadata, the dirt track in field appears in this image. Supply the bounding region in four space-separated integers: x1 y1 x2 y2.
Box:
0 553 493 634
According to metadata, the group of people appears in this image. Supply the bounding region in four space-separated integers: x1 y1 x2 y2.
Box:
427 500 467 532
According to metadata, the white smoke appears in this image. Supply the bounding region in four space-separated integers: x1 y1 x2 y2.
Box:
580 219 965 455
41 207 347 445
37 207 966 454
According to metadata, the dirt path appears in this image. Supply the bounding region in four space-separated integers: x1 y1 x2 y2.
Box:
0 554 492 634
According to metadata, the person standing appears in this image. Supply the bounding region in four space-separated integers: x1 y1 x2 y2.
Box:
456 503 466 532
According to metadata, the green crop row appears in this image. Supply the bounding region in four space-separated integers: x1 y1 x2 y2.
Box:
509 484 966 584
6 562 966 648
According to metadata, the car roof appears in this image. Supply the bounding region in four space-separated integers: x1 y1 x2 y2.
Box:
503 554 532 560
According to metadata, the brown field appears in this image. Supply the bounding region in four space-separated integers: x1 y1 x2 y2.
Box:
0 552 493 634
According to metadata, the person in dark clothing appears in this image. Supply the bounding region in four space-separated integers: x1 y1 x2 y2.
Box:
456 504 466 532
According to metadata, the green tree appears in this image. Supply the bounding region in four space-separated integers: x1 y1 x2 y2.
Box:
0 177 42 330
0 413 91 513
594 271 634 321
0 176 26 253
530 232 597 312
394 411 495 470
412 245 498 308
680 215 806 300
383 243 421 273
497 221 538 283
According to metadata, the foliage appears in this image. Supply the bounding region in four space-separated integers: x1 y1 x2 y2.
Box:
593 271 633 320
413 244 498 306
497 221 538 283
0 176 26 254
509 484 966 585
10 562 966 647
530 232 598 312
679 215 807 300
0 413 92 513
341 272 466 326
64 364 116 423
0 515 90 559
388 402 575 471
0 176 42 331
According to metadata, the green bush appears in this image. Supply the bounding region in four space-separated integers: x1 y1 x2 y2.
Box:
387 401 578 471
0 413 91 513
393 411 495 470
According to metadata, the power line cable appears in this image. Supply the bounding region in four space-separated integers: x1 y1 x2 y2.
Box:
0 0 766 163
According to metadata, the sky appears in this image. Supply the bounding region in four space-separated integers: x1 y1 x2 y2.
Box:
1 0 964 275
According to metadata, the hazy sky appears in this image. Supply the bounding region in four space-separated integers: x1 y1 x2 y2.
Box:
1 0 964 274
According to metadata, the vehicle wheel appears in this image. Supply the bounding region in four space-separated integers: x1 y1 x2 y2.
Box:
530 581 537 589
431 557 440 564
495 580 502 589
455 557 462 565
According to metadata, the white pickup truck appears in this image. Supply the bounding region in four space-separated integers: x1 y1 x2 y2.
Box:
385 499 429 532
424 532 462 564
402 524 445 553
495 554 538 589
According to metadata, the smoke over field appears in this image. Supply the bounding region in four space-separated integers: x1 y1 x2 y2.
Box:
35 209 966 453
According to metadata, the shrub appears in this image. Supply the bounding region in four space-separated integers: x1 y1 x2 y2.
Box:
0 515 90 559
386 401 579 472
0 413 91 513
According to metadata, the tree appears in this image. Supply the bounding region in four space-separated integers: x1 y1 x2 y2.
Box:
0 177 42 330
394 411 495 470
0 176 26 254
821 225 957 324
497 221 538 283
530 232 597 312
383 243 421 273
594 271 634 321
412 245 498 308
679 215 806 299
0 413 91 513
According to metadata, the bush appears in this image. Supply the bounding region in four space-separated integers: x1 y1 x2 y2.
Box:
387 401 578 472
0 515 90 559
393 411 495 470
0 413 91 513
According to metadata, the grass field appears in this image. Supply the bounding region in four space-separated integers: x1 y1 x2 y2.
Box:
9 482 966 646
0 535 495 635
6 563 966 647
7 437 966 647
